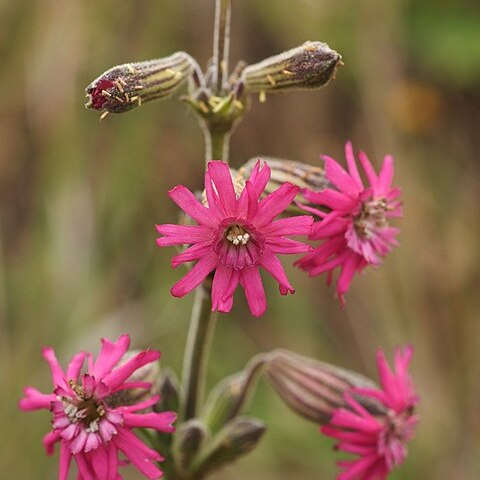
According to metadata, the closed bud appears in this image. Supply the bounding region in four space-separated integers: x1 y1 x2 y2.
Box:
238 157 329 215
193 417 266 478
203 355 265 434
154 369 181 415
266 349 384 425
85 52 195 114
173 419 207 472
242 41 342 95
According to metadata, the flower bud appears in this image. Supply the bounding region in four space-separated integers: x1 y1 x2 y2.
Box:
154 369 181 415
266 349 384 425
240 156 329 193
85 52 195 114
193 417 266 477
238 157 329 215
202 356 265 434
173 419 207 472
242 41 342 95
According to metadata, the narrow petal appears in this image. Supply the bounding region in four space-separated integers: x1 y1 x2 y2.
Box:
204 171 223 218
263 215 313 237
358 150 379 191
303 188 356 211
254 183 299 227
336 253 363 305
107 441 119 480
113 428 163 479
207 161 237 216
266 237 311 255
92 334 131 380
42 347 65 387
248 160 271 198
88 445 109 479
171 241 212 268
170 252 218 297
66 351 87 382
123 411 176 433
155 224 211 246
240 267 266 317
344 141 363 189
323 156 361 197
211 264 233 312
43 430 61 455
59 442 73 480
212 267 240 313
75 453 95 480
19 387 54 411
259 252 294 294
103 351 161 391
168 185 218 226
376 155 394 196
118 395 160 413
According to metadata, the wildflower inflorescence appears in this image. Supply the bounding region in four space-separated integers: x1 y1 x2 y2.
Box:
321 346 419 480
156 160 313 317
296 141 402 305
19 334 176 480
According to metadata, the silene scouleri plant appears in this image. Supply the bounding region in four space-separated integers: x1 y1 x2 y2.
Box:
19 2 419 479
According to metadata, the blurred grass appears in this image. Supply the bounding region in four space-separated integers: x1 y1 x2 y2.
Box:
1 0 480 479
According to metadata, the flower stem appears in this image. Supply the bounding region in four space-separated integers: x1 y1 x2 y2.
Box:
201 121 231 164
181 0 233 424
182 286 218 420
212 0 232 94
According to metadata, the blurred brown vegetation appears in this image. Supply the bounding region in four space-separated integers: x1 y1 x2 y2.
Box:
1 0 480 479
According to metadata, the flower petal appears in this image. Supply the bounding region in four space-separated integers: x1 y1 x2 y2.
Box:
171 241 212 268
155 224 211 246
323 156 361 197
123 411 176 433
207 161 237 216
171 252 218 297
169 185 218 226
254 183 299 227
240 267 266 317
260 252 294 294
18 387 54 411
263 215 313 237
92 334 131 380
103 350 161 391
113 428 163 479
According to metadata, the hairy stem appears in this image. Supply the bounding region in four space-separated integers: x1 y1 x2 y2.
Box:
212 0 232 94
201 121 231 164
181 0 233 428
182 286 218 421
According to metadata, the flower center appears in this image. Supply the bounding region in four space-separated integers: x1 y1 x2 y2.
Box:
225 224 250 246
353 198 388 239
62 380 106 433
378 409 417 469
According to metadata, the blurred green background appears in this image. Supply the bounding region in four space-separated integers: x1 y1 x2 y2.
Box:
1 0 480 478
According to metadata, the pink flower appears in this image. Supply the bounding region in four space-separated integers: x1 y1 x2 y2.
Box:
19 334 176 480
296 142 402 305
156 160 313 317
321 345 419 480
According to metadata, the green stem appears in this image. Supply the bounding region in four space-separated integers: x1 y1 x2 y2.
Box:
181 0 233 426
182 286 218 421
201 121 231 164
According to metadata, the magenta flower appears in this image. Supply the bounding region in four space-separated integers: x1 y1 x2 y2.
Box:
321 345 419 480
19 334 176 480
156 160 313 317
296 142 402 305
